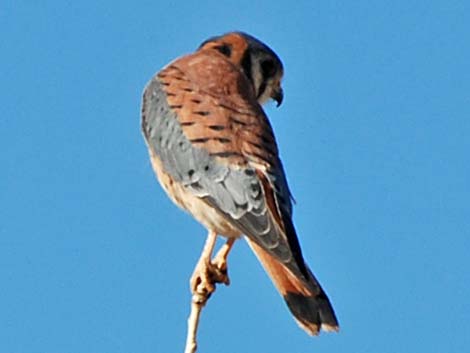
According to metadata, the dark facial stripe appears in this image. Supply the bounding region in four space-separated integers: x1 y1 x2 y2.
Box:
240 51 253 84
256 81 267 100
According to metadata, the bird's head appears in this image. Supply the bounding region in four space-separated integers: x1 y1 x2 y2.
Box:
198 32 284 106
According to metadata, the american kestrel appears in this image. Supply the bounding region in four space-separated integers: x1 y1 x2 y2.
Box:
141 32 339 336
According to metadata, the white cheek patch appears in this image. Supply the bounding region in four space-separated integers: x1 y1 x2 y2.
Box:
252 69 263 97
257 91 271 105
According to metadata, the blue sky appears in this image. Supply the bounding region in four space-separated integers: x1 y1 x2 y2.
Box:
2 1 469 352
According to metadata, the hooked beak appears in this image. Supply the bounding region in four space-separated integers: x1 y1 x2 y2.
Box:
272 86 283 107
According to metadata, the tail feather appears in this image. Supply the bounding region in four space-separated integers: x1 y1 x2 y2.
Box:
246 238 339 335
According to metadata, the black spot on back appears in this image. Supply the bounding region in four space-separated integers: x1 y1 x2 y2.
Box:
190 138 210 144
208 125 225 131
193 111 210 116
214 43 232 57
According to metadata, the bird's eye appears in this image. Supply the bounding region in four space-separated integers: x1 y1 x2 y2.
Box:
261 59 276 77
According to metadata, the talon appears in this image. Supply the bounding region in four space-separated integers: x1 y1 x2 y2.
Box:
211 253 230 286
210 263 230 286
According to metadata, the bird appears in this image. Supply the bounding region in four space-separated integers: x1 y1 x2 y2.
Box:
141 31 339 335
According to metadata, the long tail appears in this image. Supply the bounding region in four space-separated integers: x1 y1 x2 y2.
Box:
246 238 339 335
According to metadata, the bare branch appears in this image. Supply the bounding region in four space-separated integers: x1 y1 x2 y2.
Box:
184 291 208 353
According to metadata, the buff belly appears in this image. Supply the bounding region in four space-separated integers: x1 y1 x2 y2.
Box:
149 150 242 238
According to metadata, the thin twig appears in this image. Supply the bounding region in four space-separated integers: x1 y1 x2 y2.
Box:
184 291 208 353
184 231 218 353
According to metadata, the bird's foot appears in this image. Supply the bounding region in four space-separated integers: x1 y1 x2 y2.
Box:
190 260 229 303
211 252 230 286
190 261 214 301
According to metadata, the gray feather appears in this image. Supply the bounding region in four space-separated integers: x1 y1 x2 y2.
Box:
142 77 296 267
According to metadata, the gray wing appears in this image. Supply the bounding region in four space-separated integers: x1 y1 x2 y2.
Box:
142 77 307 278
